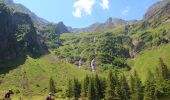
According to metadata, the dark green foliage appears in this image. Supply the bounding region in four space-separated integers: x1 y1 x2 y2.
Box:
158 58 170 80
119 75 130 100
81 75 89 97
105 71 117 100
99 77 107 99
88 76 96 100
49 77 56 94
97 33 130 68
155 58 170 98
129 71 143 100
144 71 157 100
73 78 81 100
94 74 104 100
56 32 131 70
65 79 73 98
0 2 45 62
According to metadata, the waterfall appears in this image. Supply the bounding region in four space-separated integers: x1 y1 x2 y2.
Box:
90 36 97 72
91 57 96 72
78 57 82 68
78 48 91 68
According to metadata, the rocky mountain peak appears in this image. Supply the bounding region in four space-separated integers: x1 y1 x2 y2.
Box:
143 0 168 20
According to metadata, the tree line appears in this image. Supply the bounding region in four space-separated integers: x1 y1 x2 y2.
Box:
65 58 170 100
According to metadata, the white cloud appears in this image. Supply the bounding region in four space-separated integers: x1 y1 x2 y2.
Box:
72 0 96 18
100 0 109 9
121 7 130 15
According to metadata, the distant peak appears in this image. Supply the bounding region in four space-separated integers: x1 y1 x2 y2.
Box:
58 21 64 24
106 17 125 23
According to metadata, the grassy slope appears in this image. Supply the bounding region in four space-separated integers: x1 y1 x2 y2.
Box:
0 54 91 98
134 43 170 82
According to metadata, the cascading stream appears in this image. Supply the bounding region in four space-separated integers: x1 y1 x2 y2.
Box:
90 36 97 72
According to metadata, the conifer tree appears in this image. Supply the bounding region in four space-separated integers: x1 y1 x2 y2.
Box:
88 76 96 100
66 79 73 98
73 78 81 100
82 75 89 97
155 58 170 98
158 58 170 80
49 77 56 94
119 75 130 100
144 71 156 100
94 74 102 99
100 77 107 99
105 71 117 100
130 71 143 100
115 77 121 100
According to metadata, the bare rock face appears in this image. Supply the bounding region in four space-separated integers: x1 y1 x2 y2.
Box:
0 3 45 61
144 1 167 20
55 22 70 34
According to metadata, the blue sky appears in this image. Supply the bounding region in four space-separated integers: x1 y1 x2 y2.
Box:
13 0 159 28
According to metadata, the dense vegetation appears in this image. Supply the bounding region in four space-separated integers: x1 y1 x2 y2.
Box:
55 2 170 71
0 0 170 99
66 58 170 100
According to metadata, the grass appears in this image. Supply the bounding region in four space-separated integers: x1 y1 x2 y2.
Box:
133 43 170 82
0 54 91 98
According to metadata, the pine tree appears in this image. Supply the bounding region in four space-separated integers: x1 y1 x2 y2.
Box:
158 58 170 80
115 77 121 100
73 78 81 100
100 77 107 99
129 74 135 97
88 76 96 100
144 71 156 100
155 58 170 98
130 71 143 100
94 74 102 100
119 75 130 100
66 79 73 98
49 77 56 94
82 75 89 97
105 71 117 100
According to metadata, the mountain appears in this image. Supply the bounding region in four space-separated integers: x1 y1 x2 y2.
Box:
55 21 70 34
56 0 170 72
69 18 137 33
0 0 170 99
144 0 168 20
1 0 48 24
1 0 69 35
0 2 47 62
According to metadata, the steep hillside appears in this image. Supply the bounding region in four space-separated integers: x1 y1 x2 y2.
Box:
55 0 170 73
56 28 131 72
0 0 170 99
0 3 46 62
134 43 170 82
144 0 168 20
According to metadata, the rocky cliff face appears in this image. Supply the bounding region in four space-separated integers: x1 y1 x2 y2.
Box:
144 0 168 20
55 22 70 34
0 3 46 61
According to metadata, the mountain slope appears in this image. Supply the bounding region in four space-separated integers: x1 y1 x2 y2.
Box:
56 0 170 72
0 2 47 62
0 54 91 96
134 43 170 82
144 0 168 20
